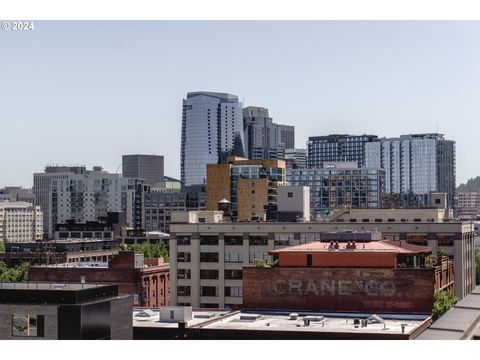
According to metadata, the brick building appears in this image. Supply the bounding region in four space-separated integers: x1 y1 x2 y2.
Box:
29 251 169 307
242 240 454 314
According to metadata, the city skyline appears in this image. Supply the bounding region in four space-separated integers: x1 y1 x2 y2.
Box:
2 21 480 187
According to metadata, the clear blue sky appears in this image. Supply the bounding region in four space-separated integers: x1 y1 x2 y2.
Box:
1 21 479 187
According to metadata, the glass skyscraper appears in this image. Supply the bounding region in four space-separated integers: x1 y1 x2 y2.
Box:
307 134 378 169
365 134 456 208
181 92 245 186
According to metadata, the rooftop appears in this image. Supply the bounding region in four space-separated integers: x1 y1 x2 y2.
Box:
0 282 109 291
270 240 429 254
133 308 430 338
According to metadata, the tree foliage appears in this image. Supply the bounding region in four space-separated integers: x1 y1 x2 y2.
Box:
0 261 30 282
253 258 279 268
457 176 480 193
0 241 5 253
432 290 458 321
120 242 169 260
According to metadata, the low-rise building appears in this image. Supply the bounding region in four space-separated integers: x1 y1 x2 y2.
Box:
132 308 431 340
0 201 43 243
0 283 132 340
243 241 451 314
29 251 170 307
457 192 480 220
169 211 474 308
0 187 35 204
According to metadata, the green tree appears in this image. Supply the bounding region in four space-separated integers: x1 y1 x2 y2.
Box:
475 249 480 285
0 261 30 282
0 240 5 253
121 242 169 260
432 290 458 321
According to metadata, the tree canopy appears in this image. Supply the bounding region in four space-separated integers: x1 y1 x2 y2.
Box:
432 290 458 321
119 242 169 260
0 261 30 282
457 176 480 193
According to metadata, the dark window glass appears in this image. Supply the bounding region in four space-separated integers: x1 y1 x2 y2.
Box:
200 252 219 262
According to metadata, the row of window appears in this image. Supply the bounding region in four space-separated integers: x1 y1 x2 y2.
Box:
177 286 242 297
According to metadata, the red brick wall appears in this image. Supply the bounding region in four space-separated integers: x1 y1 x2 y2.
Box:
278 252 397 268
243 267 435 313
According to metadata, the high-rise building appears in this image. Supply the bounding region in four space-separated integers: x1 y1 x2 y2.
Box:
0 201 43 243
307 134 378 169
181 92 244 186
277 124 295 150
285 148 307 169
243 106 280 160
206 156 285 221
0 187 35 204
144 185 206 233
286 162 385 219
122 155 164 187
33 166 144 237
243 106 294 161
365 134 456 208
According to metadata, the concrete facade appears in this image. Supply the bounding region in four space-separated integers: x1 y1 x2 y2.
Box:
169 213 475 308
206 157 285 221
33 166 144 237
122 154 164 187
0 201 43 243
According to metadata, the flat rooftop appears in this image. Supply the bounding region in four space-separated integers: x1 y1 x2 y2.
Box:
201 311 429 336
0 282 110 291
133 308 430 337
270 241 426 254
133 308 231 328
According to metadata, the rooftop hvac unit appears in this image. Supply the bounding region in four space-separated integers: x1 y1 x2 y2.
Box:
289 313 299 320
305 316 324 322
367 314 384 324
240 314 261 321
194 313 216 319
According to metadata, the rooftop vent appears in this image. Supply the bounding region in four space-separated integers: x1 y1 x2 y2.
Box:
289 313 299 320
367 314 384 324
240 314 261 321
194 313 216 319
305 315 324 322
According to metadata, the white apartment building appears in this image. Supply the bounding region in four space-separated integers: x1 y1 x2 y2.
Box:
0 201 43 243
458 192 480 213
33 166 141 237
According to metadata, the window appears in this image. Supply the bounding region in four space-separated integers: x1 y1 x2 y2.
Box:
362 219 370 223
225 252 243 263
287 192 293 198
224 269 242 280
177 286 191 296
177 236 191 246
388 219 395 223
200 286 218 297
12 315 44 337
200 252 219 262
374 219 382 223
435 199 441 204
225 286 242 297
177 269 191 279
200 236 219 246
224 236 243 246
177 252 191 262
200 269 219 279
249 235 268 246
414 218 421 222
